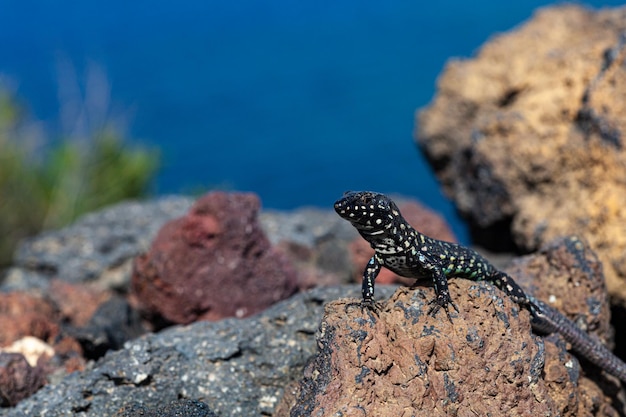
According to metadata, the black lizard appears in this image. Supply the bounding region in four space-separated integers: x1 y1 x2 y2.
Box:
334 190 626 382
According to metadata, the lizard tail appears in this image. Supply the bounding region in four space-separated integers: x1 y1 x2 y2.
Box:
528 296 626 383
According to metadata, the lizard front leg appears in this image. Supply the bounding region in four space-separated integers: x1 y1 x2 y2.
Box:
345 255 383 313
428 268 459 318
361 255 381 305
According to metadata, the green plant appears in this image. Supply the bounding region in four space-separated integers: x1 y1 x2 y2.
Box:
0 87 159 269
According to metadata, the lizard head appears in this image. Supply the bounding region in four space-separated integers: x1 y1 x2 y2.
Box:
334 191 402 232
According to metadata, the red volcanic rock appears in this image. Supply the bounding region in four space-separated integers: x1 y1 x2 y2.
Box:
349 199 457 285
132 192 298 324
0 291 86 379
0 352 46 407
0 293 60 347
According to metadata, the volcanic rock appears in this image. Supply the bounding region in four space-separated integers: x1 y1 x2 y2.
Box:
416 5 626 302
132 191 298 324
0 353 46 407
289 237 622 416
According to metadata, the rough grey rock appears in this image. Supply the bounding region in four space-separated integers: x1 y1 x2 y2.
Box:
1 196 194 291
68 296 146 360
1 285 397 417
260 208 357 248
115 399 216 417
261 208 358 289
1 198 352 294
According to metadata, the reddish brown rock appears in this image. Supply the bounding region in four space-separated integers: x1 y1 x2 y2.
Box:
507 236 612 348
131 191 298 324
0 291 87 395
290 237 621 416
291 281 558 416
348 199 457 286
0 292 60 347
0 352 46 407
416 5 626 303
507 236 621 415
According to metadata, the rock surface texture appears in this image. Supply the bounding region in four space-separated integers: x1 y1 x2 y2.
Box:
1 286 395 417
2 196 194 292
0 193 359 410
131 191 298 324
0 191 622 415
416 5 626 302
289 237 623 416
114 399 216 417
0 353 46 407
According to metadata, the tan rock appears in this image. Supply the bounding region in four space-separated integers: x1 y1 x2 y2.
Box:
290 237 622 416
416 5 626 303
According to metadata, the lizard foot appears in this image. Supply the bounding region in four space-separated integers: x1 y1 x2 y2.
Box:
345 298 382 316
427 296 459 322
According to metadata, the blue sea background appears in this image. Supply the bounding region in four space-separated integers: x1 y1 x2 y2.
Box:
1 1 622 243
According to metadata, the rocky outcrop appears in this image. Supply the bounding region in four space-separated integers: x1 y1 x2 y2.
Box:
0 193 359 411
131 192 298 324
0 190 622 415
2 196 194 292
289 237 622 416
416 5 626 302
2 286 396 417
292 283 556 416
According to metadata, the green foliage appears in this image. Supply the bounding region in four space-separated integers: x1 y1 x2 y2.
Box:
0 89 159 268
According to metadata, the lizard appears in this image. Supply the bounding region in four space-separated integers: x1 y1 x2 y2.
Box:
334 190 626 383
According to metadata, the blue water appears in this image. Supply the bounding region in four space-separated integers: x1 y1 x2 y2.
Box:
0 1 622 242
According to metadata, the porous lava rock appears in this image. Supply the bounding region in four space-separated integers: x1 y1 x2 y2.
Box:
291 282 557 416
289 237 622 416
506 236 622 416
261 208 357 291
0 353 46 407
416 5 626 302
132 191 298 324
507 236 612 349
114 399 216 417
4 286 384 417
0 292 60 347
3 235 621 415
348 198 457 286
4 196 193 292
